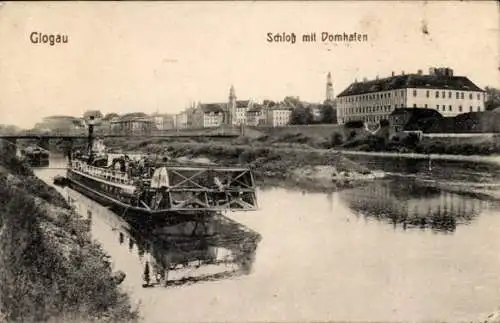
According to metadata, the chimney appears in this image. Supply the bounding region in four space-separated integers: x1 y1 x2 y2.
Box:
401 71 405 75
354 78 358 83
391 71 395 77
363 77 368 82
375 75 379 80
417 69 423 75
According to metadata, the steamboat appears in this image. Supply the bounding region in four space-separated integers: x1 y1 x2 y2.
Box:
66 117 258 221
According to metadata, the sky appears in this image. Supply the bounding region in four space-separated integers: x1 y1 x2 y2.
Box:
0 1 499 128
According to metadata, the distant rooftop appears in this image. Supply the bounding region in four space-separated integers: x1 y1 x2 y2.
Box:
199 103 225 113
236 100 250 108
338 68 484 97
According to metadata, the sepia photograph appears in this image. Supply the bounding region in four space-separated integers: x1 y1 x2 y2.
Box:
0 1 500 322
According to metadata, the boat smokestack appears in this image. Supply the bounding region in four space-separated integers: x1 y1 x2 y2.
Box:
87 116 95 158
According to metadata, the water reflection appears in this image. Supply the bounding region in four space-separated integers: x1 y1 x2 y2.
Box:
68 188 261 288
348 155 500 183
339 177 491 232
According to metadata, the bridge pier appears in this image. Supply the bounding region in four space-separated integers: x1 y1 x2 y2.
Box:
61 138 74 163
38 137 50 151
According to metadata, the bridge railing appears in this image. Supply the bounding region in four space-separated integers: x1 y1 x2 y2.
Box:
72 160 134 185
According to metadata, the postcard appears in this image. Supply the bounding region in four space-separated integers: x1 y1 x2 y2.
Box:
0 1 499 323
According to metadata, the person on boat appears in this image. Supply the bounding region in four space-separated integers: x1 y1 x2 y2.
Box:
138 157 145 174
119 156 126 173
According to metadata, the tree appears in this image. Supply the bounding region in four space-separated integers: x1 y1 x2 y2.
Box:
380 119 390 127
320 105 337 124
485 87 500 111
103 113 120 121
290 106 313 125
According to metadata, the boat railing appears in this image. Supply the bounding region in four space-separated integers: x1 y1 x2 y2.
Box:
72 161 134 185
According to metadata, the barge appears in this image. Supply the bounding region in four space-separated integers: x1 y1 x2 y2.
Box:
20 146 50 167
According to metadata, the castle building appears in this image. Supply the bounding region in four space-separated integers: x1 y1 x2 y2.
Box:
336 67 486 127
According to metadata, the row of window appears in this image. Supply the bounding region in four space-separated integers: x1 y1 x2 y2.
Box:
341 89 484 103
411 103 482 112
343 104 406 115
341 90 406 103
343 102 483 116
414 90 483 100
341 114 388 123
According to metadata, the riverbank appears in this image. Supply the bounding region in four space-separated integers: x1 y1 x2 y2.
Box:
105 139 386 190
0 153 138 322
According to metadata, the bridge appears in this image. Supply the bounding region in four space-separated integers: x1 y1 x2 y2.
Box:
0 126 242 154
0 127 241 139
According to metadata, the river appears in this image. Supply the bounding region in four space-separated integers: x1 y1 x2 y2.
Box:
33 156 500 322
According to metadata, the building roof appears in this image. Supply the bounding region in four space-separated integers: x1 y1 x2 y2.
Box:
338 74 484 97
246 106 262 113
269 105 293 111
199 103 224 113
236 100 250 108
43 115 79 121
389 108 443 132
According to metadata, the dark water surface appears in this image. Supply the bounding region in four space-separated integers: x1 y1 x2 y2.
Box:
34 157 500 322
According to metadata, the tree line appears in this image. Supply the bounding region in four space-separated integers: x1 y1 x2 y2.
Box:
289 101 337 125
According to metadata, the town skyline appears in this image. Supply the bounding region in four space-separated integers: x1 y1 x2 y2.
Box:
1 1 499 128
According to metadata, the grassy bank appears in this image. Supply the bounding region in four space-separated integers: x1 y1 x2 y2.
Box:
0 153 138 322
104 137 380 192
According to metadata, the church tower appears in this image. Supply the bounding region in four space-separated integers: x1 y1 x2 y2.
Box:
227 85 237 125
326 72 334 102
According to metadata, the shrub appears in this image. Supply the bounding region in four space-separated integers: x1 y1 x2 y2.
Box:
330 132 344 147
401 132 421 148
0 155 138 322
379 119 390 127
344 120 365 128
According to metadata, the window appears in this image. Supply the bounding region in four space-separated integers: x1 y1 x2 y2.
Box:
470 106 473 112
401 103 404 108
456 92 459 99
477 106 481 111
437 104 440 109
413 90 417 97
425 104 428 108
449 105 452 111
436 91 439 98
448 92 452 98
426 90 430 98
459 106 463 112
401 90 404 96
442 91 445 98
461 93 464 99
413 104 417 108
469 93 473 100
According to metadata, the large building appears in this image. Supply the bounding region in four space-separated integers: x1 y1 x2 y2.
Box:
192 103 225 128
152 113 174 130
336 67 486 127
266 105 293 127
